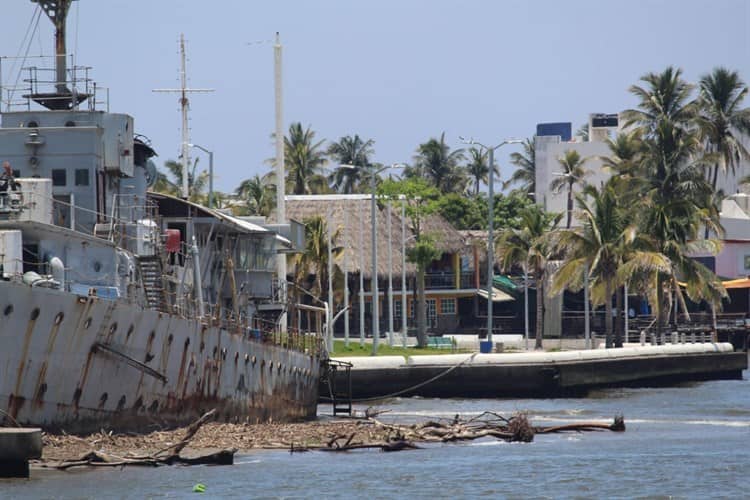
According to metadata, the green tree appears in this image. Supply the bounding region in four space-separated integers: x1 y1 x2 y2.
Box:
282 122 329 195
413 132 467 194
434 194 485 230
696 67 750 238
622 66 696 131
549 150 588 229
294 215 342 299
497 206 562 349
465 147 496 196
235 174 276 216
552 183 670 348
156 159 208 203
379 178 441 347
327 134 376 193
625 67 725 332
505 138 536 199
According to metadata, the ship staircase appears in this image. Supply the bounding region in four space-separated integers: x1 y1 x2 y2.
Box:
136 255 167 312
322 359 353 416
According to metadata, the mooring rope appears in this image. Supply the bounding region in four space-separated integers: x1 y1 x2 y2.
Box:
322 352 479 403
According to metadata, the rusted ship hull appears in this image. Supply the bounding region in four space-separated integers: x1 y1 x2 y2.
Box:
0 281 321 433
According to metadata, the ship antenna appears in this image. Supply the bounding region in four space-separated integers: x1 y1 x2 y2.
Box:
153 34 214 199
30 0 90 109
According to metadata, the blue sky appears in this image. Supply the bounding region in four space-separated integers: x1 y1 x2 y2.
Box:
1 0 748 192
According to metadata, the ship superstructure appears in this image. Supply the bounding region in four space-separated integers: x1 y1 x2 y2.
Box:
0 0 322 432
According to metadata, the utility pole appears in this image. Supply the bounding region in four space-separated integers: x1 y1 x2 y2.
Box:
274 32 288 332
153 34 213 199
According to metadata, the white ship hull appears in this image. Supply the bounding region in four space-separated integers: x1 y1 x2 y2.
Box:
0 281 321 433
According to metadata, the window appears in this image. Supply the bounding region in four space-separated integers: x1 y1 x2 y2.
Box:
394 300 402 318
75 169 89 186
440 298 456 315
410 299 437 319
426 299 437 319
12 170 20 178
51 169 66 186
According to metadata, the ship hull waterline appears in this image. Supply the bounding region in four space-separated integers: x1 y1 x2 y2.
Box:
0 281 321 433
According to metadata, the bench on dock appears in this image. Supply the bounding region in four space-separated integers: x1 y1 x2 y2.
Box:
427 336 454 349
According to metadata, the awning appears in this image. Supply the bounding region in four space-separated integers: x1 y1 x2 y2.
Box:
477 287 515 302
722 278 750 289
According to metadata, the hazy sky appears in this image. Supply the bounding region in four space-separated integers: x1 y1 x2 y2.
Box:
1 0 748 192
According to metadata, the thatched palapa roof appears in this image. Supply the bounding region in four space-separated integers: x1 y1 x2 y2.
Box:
275 195 466 279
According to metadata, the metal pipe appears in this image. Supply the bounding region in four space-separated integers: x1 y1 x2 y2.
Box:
387 199 394 346
359 200 366 346
371 174 379 355
344 208 350 347
401 202 408 348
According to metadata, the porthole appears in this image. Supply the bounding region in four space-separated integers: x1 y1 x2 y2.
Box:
126 324 134 339
4 304 13 316
251 356 257 365
54 312 64 325
184 337 191 348
64 120 75 127
109 322 117 334
30 308 40 320
84 317 92 329
167 333 173 345
27 121 39 128
99 392 108 405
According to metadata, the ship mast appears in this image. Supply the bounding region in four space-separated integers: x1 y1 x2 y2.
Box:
153 34 213 199
33 0 73 95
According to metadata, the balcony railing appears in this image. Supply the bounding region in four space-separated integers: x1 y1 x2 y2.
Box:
422 272 476 290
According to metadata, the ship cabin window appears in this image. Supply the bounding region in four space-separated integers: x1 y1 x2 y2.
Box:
12 170 20 178
75 169 89 186
52 169 67 186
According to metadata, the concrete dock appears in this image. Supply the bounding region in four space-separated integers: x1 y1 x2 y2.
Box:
324 343 747 400
0 427 42 478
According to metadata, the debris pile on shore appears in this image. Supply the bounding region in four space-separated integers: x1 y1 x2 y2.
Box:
34 410 625 469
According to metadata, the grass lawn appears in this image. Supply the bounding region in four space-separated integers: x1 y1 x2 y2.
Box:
329 339 469 357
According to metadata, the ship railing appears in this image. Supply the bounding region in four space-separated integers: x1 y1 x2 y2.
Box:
0 56 108 112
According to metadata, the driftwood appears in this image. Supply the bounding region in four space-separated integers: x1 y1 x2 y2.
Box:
292 412 625 453
41 409 237 470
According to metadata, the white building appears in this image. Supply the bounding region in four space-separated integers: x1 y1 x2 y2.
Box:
534 113 750 279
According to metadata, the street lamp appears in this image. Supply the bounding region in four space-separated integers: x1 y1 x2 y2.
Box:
340 163 404 355
458 136 522 349
188 143 214 208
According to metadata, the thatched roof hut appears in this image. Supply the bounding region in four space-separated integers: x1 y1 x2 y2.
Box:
275 195 467 279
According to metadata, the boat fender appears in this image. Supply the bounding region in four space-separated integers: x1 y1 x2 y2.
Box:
49 256 65 284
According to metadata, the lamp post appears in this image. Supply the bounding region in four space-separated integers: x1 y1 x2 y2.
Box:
387 200 394 346
340 163 404 355
401 203 408 348
459 137 522 348
188 143 214 208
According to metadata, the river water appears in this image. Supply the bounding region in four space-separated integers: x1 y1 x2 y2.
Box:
4 367 749 499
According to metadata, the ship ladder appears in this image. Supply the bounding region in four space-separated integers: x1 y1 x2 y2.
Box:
136 255 167 312
324 359 353 416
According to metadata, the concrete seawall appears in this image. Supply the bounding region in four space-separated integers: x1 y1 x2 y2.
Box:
324 343 748 400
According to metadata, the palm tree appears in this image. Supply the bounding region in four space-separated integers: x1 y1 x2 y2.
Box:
504 138 536 199
235 174 276 216
550 150 588 228
157 159 208 203
295 215 342 299
497 207 562 349
283 122 328 195
622 66 696 133
637 116 724 333
465 147 496 196
327 135 376 193
552 183 670 348
696 67 750 203
413 132 467 194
